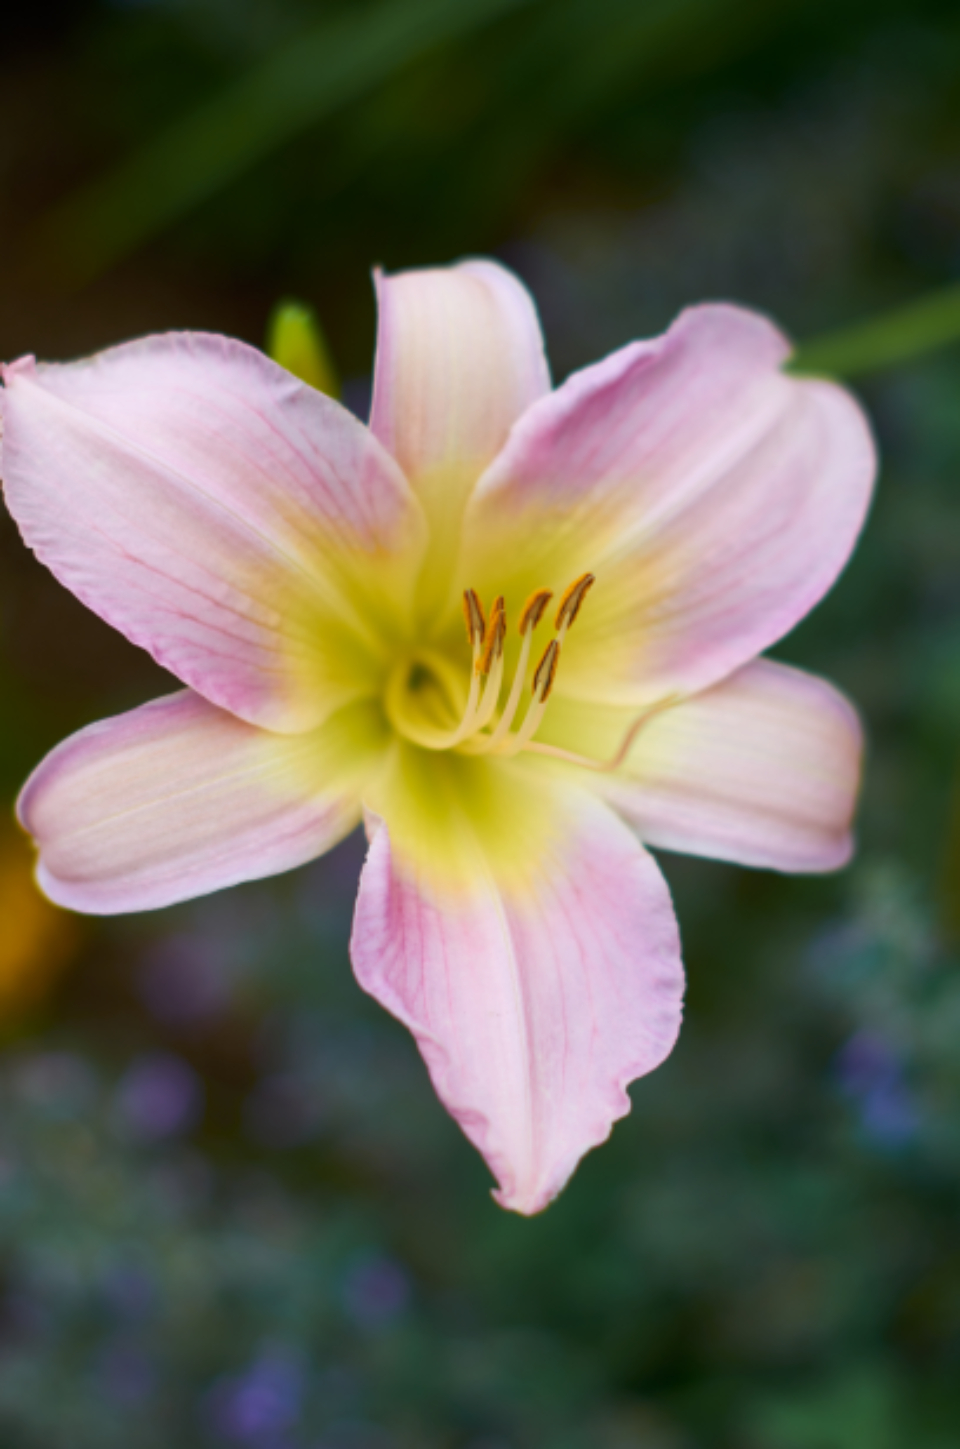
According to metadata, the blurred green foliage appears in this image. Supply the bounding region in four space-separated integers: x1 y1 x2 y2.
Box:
4 1 960 1446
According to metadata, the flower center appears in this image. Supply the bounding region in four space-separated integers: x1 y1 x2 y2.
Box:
384 574 597 759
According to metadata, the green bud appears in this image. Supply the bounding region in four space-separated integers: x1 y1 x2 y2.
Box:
265 299 339 397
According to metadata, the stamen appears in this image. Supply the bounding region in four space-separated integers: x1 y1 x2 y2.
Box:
460 571 597 758
474 648 505 730
438 570 598 760
496 638 560 755
518 588 553 634
451 590 486 744
477 596 506 676
462 588 486 647
532 638 560 700
469 597 507 734
555 572 595 632
487 586 553 748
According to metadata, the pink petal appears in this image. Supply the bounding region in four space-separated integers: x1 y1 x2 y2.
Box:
351 751 684 1214
370 259 550 484
462 305 876 706
1 336 426 733
546 658 863 872
19 691 388 914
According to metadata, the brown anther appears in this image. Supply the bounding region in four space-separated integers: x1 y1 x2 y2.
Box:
532 638 560 700
518 588 553 635
555 572 595 630
462 588 487 647
477 596 506 675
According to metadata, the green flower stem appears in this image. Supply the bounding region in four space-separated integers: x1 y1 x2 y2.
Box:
792 282 960 379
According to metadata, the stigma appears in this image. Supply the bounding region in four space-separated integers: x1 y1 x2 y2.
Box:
453 573 595 758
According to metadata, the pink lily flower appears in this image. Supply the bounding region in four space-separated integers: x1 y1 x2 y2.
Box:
0 260 875 1214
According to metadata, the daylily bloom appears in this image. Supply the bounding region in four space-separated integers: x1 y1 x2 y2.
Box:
0 260 875 1213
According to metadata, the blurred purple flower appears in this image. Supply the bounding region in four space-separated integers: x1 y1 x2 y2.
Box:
113 1053 204 1142
835 1030 919 1146
137 933 232 1028
209 1349 304 1443
835 1030 899 1095
860 1080 919 1144
102 1261 157 1321
341 1255 411 1331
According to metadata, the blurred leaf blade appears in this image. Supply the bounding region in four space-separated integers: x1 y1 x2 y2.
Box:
794 282 960 378
38 0 536 284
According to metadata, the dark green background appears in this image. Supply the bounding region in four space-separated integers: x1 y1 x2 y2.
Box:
2 2 960 1445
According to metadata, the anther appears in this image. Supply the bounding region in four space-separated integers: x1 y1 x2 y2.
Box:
518 588 553 635
532 638 560 701
555 573 595 631
462 588 486 647
477 596 506 676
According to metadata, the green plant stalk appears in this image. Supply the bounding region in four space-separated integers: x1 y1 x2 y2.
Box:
792 282 960 379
